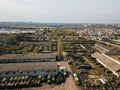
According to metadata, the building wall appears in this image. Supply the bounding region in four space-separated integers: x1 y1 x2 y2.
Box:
0 70 58 78
0 58 56 63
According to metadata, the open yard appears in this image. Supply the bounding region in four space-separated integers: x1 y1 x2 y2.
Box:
22 61 81 90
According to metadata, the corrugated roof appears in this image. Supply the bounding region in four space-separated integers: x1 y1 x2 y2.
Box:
96 43 113 51
92 52 120 76
20 42 53 45
0 54 56 60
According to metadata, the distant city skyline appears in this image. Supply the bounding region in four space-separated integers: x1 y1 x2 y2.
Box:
0 0 120 23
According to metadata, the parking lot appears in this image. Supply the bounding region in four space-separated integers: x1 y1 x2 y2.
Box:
22 61 80 90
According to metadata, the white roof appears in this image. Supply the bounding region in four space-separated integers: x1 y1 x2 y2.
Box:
92 52 120 77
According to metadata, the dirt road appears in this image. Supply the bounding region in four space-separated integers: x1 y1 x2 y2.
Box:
58 61 81 90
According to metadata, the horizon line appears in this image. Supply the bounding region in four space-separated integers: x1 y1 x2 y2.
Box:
0 21 120 24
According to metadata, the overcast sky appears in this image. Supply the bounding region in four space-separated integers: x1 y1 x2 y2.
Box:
0 0 120 23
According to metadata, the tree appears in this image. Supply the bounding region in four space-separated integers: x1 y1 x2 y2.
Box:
63 29 74 36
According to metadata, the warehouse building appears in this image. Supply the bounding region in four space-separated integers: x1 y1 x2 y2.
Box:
20 42 57 51
0 54 56 63
20 42 56 46
92 52 120 77
94 43 112 53
25 35 47 42
0 62 59 78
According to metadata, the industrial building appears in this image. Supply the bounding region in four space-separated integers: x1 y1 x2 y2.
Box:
20 42 56 46
94 42 120 54
24 35 48 42
94 43 112 53
20 42 57 51
0 54 56 63
92 52 120 77
0 62 59 78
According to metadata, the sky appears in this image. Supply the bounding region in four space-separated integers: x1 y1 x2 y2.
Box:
0 0 120 23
